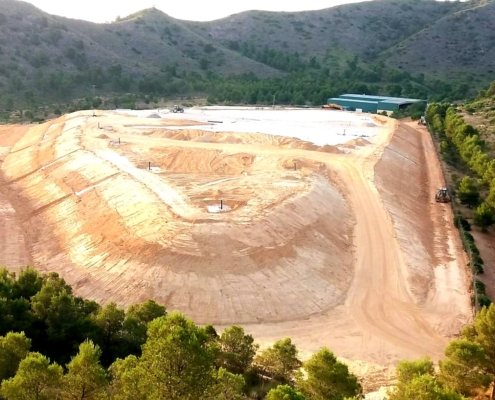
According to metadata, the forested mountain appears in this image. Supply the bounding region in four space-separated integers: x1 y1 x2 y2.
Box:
384 0 495 84
0 0 493 117
185 0 458 65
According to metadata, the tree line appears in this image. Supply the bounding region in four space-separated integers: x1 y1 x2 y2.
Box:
2 266 495 399
0 56 473 124
426 100 494 308
0 267 362 400
431 78 495 302
427 100 495 233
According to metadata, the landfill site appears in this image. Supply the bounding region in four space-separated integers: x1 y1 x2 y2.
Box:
0 107 472 376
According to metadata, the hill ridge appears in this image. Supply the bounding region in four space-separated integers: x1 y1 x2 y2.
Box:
0 0 492 114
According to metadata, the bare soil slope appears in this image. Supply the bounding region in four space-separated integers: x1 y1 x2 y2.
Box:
375 121 471 335
0 112 353 325
0 126 31 271
0 112 471 369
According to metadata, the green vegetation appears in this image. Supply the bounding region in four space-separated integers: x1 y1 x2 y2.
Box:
389 357 466 399
0 0 491 123
390 102 427 120
255 338 302 384
266 385 305 400
1 352 63 400
3 64 466 125
426 89 495 306
295 348 362 400
457 177 480 208
1 265 495 398
218 326 258 375
387 328 495 399
474 202 495 232
2 2 495 397
0 267 365 400
438 339 491 396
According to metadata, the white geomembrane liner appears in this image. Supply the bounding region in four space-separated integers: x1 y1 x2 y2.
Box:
207 204 231 213
117 107 382 146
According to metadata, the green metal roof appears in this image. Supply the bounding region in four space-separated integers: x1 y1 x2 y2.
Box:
339 94 426 105
328 98 380 105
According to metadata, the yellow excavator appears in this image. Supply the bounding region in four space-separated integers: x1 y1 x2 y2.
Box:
322 103 343 111
435 188 451 203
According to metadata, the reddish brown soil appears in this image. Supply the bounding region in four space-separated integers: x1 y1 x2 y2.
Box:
0 125 32 271
0 112 472 378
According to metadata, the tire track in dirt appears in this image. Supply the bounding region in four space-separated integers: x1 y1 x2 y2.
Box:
0 114 471 369
340 160 445 357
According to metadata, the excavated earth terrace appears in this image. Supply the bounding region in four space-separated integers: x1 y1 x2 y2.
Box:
0 109 471 375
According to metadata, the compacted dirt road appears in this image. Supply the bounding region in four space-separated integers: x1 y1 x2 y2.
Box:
0 111 471 374
240 118 470 368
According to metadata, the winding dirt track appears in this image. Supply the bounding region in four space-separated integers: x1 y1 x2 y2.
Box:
238 117 469 367
0 112 471 373
336 126 445 358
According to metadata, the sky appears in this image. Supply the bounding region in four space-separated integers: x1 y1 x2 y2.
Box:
23 0 374 23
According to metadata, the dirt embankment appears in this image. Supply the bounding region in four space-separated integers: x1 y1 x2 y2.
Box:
0 113 354 325
374 122 471 334
149 129 342 153
0 125 31 271
0 112 473 380
374 123 435 300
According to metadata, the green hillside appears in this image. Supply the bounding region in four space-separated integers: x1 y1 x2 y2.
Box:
384 0 495 85
185 0 459 65
0 0 493 119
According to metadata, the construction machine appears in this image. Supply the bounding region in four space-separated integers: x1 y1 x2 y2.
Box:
172 105 184 113
435 188 451 203
322 103 343 111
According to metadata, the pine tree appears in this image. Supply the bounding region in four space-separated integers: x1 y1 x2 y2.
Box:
61 341 108 400
1 352 62 400
473 202 495 232
458 177 480 208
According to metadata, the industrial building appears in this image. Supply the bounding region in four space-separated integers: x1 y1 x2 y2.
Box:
327 94 426 114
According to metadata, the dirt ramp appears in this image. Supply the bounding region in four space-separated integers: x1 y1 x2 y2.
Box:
374 121 470 333
374 124 434 298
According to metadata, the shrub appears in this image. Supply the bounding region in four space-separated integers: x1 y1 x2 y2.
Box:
469 243 480 256
473 262 484 274
454 215 471 231
28 52 50 68
473 254 484 265
464 232 475 244
475 280 486 295
478 295 492 308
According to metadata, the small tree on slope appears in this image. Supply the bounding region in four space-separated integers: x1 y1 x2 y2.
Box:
474 202 495 232
462 304 495 399
458 177 480 208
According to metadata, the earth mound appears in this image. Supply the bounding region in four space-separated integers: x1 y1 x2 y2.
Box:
0 110 472 368
0 113 354 325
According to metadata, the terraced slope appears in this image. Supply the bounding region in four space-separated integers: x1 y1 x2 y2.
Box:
0 110 471 367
